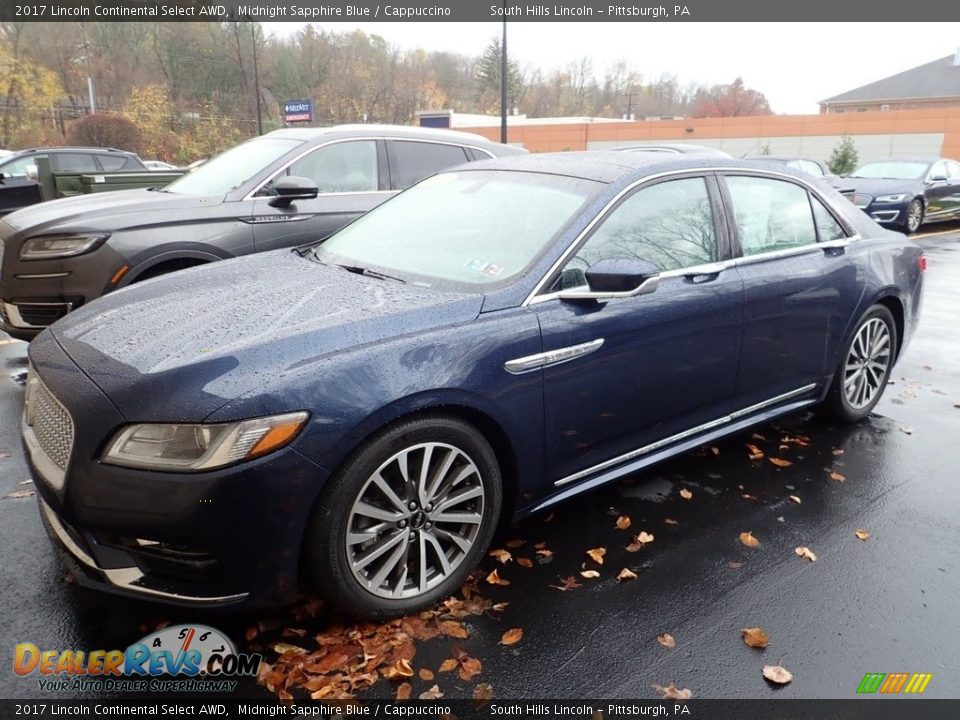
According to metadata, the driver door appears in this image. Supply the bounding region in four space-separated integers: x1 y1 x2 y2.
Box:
530 174 744 485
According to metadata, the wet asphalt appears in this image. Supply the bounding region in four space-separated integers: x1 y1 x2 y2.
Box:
1 227 958 701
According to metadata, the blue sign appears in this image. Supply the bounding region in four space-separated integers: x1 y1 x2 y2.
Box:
283 99 313 123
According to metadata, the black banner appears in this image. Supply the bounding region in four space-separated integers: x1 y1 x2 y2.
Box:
1 0 960 22
1 700 960 720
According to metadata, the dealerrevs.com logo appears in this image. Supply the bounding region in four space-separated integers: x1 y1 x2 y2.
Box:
14 624 261 693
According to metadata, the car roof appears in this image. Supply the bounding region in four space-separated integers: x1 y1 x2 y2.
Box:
614 143 729 155
861 157 940 164
459 151 817 185
9 146 138 156
756 155 820 162
264 124 512 150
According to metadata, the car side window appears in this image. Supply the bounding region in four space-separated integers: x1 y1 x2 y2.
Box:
282 140 378 194
557 177 716 289
390 141 469 189
810 196 847 241
928 161 948 181
726 176 817 256
97 154 132 171
944 161 960 179
1 155 44 177
52 153 98 173
801 160 824 177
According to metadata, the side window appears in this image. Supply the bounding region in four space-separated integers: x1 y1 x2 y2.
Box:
810 196 847 242
726 176 817 256
801 160 824 177
559 177 716 289
947 161 960 179
390 141 469 189
97 154 131 171
928 161 947 181
1 155 44 177
285 140 378 193
52 153 98 173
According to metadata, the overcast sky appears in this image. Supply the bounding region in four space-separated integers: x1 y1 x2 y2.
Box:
263 22 960 114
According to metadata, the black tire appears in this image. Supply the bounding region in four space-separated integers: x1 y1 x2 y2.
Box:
303 414 502 618
820 304 897 423
901 198 924 235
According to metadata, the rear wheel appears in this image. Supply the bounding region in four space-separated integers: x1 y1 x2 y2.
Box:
303 415 502 618
821 305 897 422
902 198 924 234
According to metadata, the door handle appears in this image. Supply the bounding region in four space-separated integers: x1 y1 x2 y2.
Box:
683 263 725 283
820 239 849 256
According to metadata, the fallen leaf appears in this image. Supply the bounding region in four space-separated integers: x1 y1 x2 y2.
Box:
653 683 693 700
615 515 632 530
746 443 764 460
762 664 793 685
384 658 414 680
500 628 523 646
586 547 606 565
679 488 693 500
419 684 445 700
788 495 802 504
516 557 533 568
657 633 676 649
580 570 600 579
616 568 638 582
854 529 870 541
488 548 512 564
739 531 761 548
741 493 757 500
664 518 679 526
396 682 412 700
438 659 459 673
741 627 769 649
419 669 434 681
751 433 767 441
710 446 720 455
486 569 510 586
551 575 582 591
271 642 307 656
492 602 509 612
832 448 844 456
635 531 654 544
505 538 525 548
829 471 846 482
769 458 793 468
795 546 817 562
535 548 553 558
3 490 34 499
473 683 493 701
439 620 468 639
458 656 482 682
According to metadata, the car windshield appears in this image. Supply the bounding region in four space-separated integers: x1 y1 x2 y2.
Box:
316 170 597 288
164 137 303 195
849 161 929 180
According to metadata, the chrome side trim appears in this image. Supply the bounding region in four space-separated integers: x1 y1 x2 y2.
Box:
14 272 71 279
504 338 604 374
40 498 248 604
524 166 858 307
554 383 818 487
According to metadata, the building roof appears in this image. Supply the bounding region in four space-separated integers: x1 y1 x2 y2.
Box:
821 53 960 105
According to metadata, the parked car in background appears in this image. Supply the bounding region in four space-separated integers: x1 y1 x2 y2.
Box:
0 147 146 217
24 152 923 615
750 155 855 199
0 125 524 340
0 149 13 159
614 143 731 157
143 160 178 171
844 157 960 233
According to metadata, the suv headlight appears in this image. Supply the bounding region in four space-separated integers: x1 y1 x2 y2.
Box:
20 233 109 260
101 412 308 471
874 194 907 203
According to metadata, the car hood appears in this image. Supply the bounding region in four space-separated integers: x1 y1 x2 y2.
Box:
48 251 483 422
843 177 922 197
2 188 224 234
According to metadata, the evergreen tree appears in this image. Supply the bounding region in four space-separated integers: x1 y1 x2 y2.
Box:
828 134 859 175
474 36 524 113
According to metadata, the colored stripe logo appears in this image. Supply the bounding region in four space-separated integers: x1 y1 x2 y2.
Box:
857 672 932 694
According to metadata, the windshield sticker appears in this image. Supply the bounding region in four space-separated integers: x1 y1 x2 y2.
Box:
465 259 503 276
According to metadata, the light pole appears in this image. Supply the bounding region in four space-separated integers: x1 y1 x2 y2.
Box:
249 20 263 136
500 17 507 144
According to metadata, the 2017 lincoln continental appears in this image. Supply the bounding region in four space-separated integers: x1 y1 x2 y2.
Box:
23 152 924 617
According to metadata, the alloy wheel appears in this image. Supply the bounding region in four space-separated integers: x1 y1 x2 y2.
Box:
345 442 485 599
843 317 891 410
907 200 923 233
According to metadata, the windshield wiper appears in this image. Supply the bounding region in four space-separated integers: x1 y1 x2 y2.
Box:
339 264 407 284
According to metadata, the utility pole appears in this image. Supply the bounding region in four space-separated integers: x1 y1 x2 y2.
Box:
250 20 263 136
500 16 508 144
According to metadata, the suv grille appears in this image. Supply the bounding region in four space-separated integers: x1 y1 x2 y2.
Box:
24 367 75 473
17 303 71 326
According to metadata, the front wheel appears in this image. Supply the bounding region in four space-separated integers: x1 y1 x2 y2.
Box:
303 415 502 618
820 305 897 423
902 198 924 234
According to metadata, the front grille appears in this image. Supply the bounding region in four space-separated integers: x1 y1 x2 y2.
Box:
853 193 872 209
24 367 75 472
17 303 71 326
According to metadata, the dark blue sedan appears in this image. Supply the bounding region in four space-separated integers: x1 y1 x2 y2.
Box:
22 153 925 617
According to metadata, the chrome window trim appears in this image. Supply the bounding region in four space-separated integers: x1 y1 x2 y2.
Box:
554 383 817 487
504 338 604 374
244 136 494 201
523 166 855 307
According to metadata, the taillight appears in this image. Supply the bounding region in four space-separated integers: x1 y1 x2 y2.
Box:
918 256 927 272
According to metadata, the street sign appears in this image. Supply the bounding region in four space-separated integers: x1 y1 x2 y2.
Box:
283 99 313 123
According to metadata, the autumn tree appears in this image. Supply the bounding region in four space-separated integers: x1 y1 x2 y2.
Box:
65 113 142 153
692 77 772 118
124 84 177 159
1 23 65 146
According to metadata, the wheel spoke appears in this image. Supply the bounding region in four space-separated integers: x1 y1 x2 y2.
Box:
432 526 473 553
423 447 457 505
367 536 409 591
432 510 482 525
422 531 452 576
351 530 406 572
416 444 435 506
433 485 483 513
371 472 408 514
353 501 404 523
347 523 390 546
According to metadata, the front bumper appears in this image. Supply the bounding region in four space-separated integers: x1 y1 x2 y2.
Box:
24 332 328 608
856 199 908 226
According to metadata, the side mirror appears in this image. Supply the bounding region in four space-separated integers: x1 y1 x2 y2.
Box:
559 258 660 302
268 176 319 208
927 174 947 184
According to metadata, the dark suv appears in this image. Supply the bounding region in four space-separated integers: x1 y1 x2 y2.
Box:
0 147 146 216
0 125 524 340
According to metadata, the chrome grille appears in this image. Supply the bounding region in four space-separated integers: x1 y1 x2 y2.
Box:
24 367 75 474
853 193 872 209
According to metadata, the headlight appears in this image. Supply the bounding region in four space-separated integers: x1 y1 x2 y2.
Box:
874 194 907 203
20 233 109 260
101 412 308 471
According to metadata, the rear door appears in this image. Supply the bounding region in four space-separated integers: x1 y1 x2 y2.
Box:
722 173 865 409
250 139 394 252
385 140 474 190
